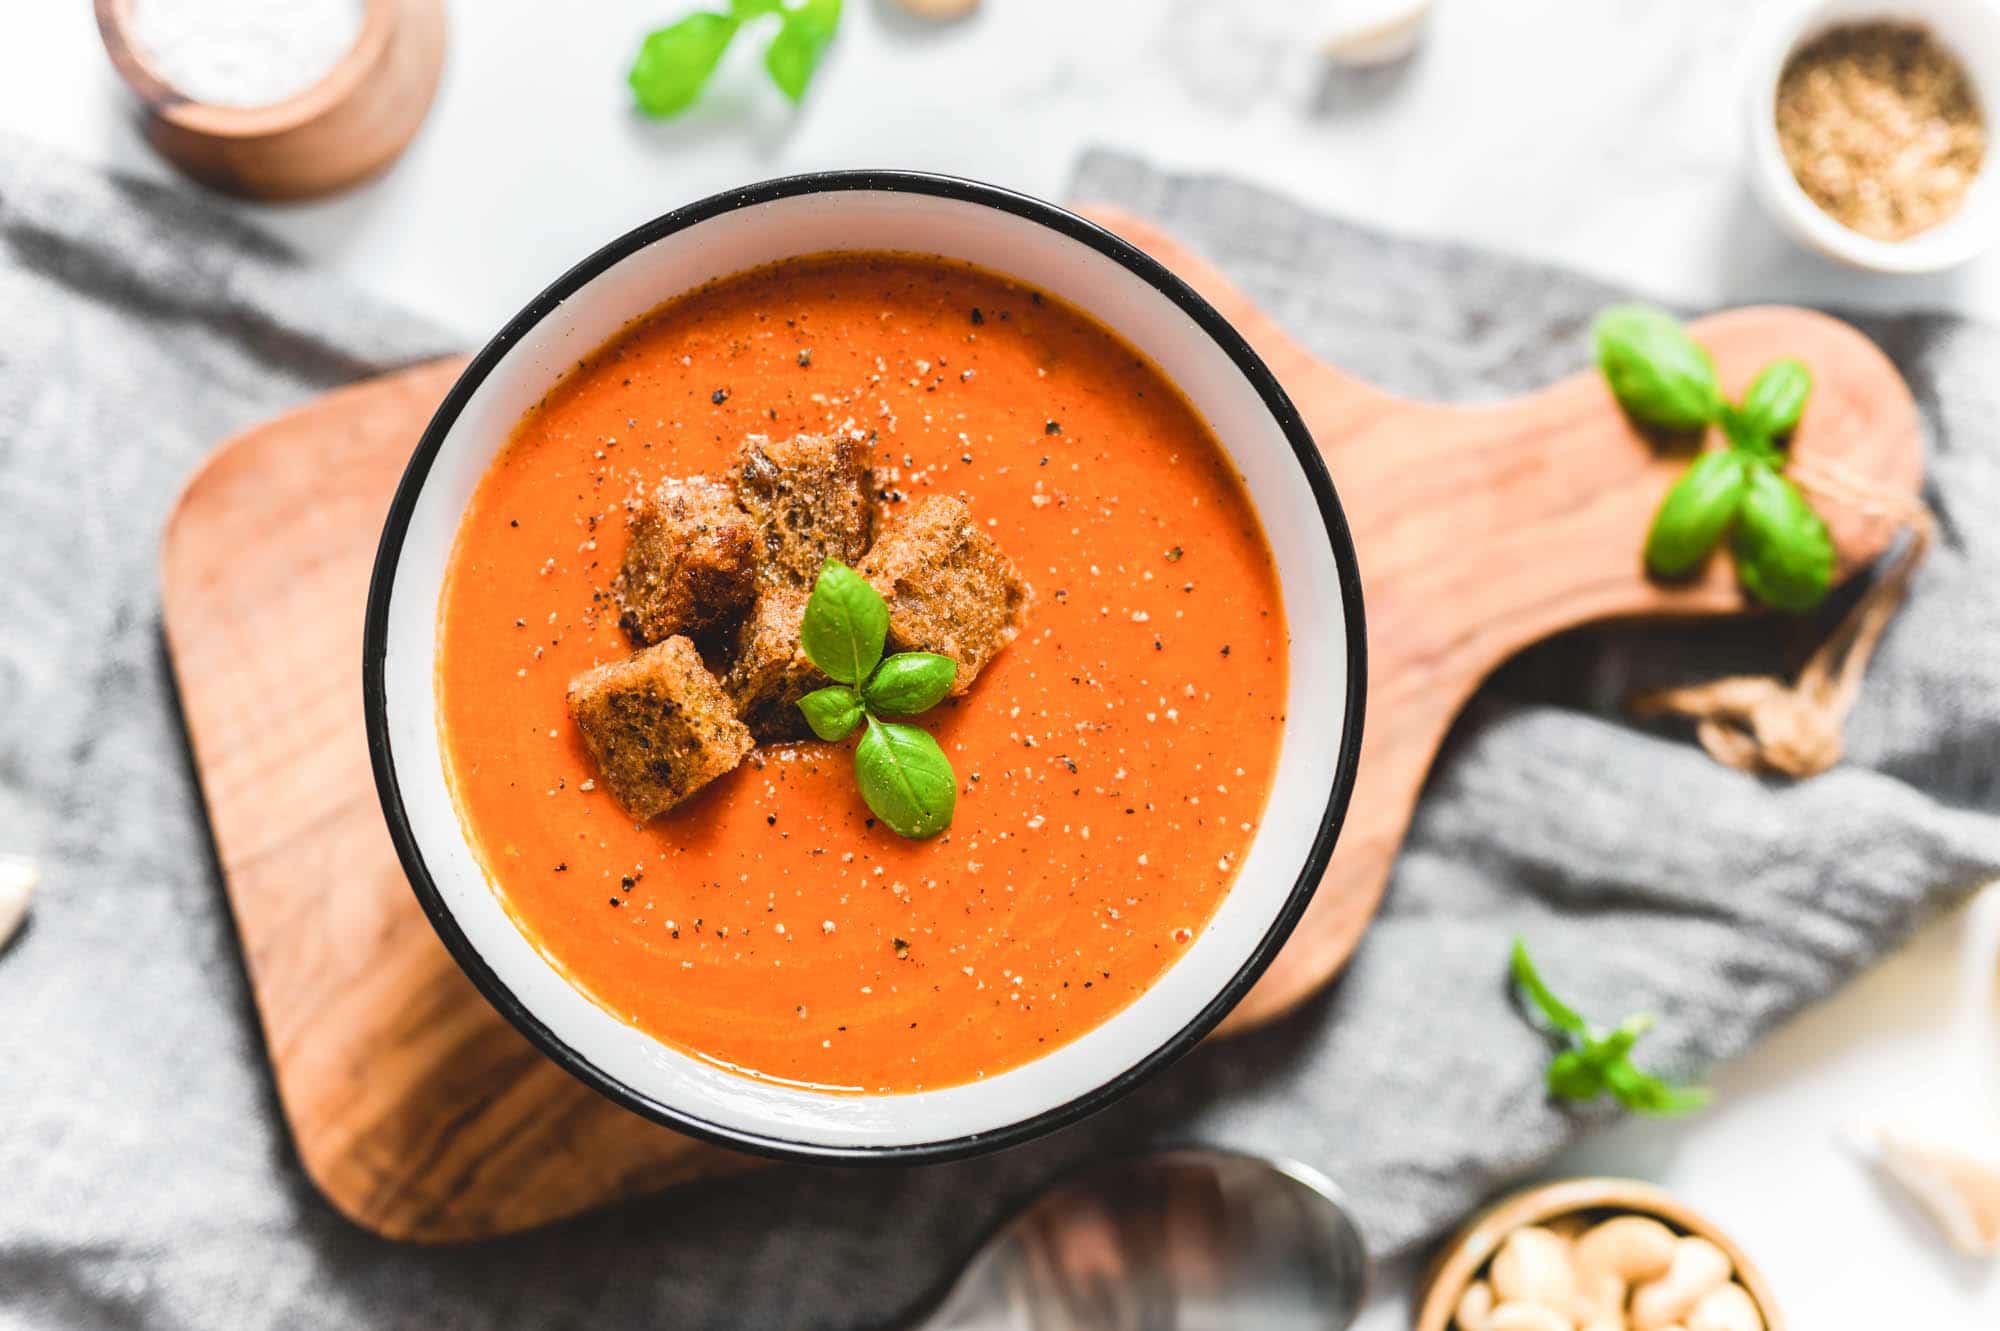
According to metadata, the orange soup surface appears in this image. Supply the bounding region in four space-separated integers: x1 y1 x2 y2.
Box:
438 253 1288 1093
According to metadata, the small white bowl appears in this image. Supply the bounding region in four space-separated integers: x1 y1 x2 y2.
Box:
363 174 1367 1163
1745 0 2000 273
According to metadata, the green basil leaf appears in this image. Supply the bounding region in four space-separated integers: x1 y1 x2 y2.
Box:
797 685 863 742
1644 450 1747 577
1579 1013 1654 1072
1546 1049 1607 1102
628 13 741 118
1602 1057 1711 1117
799 558 887 686
1593 305 1723 431
1732 461 1834 612
864 653 957 716
1719 404 1784 461
1510 938 1589 1038
730 0 783 15
764 0 841 103
854 717 956 838
1734 357 1813 442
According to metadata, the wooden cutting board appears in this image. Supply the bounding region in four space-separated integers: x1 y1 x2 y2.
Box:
159 210 1922 1242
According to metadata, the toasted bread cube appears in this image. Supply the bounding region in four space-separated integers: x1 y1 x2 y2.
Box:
567 637 754 820
859 495 1029 695
722 585 826 742
734 431 874 587
614 475 757 645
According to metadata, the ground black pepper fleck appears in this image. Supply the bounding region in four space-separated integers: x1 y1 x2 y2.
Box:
969 308 984 325
1045 420 1061 435
711 388 729 404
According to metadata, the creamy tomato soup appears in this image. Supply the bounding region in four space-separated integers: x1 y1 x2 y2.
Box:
437 253 1287 1093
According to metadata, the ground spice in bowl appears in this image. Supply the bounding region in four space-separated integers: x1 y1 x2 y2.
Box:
1776 21 1987 242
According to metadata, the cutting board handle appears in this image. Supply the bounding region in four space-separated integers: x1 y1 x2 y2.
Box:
1078 209 1924 1032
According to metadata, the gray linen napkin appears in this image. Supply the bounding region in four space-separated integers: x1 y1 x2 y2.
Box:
3 138 1998 1330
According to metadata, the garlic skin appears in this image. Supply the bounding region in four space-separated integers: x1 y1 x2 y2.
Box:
1320 0 1433 67
0 853 35 950
1853 1124 2000 1255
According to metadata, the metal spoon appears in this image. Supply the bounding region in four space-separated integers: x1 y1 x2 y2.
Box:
907 1148 1371 1331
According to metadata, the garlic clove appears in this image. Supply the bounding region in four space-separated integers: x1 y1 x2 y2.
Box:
1853 1123 2000 1255
1320 0 1433 68
0 853 36 950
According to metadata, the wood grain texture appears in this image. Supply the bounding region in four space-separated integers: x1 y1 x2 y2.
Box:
159 217 1922 1240
1074 212 1920 1033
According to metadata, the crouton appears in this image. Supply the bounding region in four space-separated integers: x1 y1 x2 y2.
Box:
734 431 874 587
722 585 826 742
858 495 1029 695
613 475 757 645
567 636 754 820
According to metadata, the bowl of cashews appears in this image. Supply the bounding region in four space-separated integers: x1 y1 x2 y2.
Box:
1413 1177 1782 1331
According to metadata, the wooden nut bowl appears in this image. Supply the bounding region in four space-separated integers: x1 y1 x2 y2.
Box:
1413 1177 1784 1331
94 0 446 201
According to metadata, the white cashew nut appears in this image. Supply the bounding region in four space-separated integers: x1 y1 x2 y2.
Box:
1574 1215 1677 1285
1630 1237 1731 1330
1491 1226 1577 1310
1570 1269 1625 1325
1454 1279 1496 1331
1489 1302 1575 1331
1567 1213 1676 1322
1687 1281 1765 1331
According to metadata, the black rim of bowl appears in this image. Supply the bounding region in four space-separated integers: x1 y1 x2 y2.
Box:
362 169 1369 1165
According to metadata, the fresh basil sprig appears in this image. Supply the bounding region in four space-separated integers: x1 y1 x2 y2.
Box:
1733 460 1835 613
1643 449 1747 577
1594 305 1723 431
629 0 841 118
1510 939 1710 1117
1727 357 1812 447
1594 307 1831 611
796 560 957 838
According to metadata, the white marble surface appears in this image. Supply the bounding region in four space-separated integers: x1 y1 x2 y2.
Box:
4 1 1997 1325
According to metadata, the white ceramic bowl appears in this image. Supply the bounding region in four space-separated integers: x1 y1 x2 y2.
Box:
1745 0 2000 273
364 173 1366 1162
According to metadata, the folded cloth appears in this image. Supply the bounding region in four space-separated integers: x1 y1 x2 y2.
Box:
3 138 1998 1330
